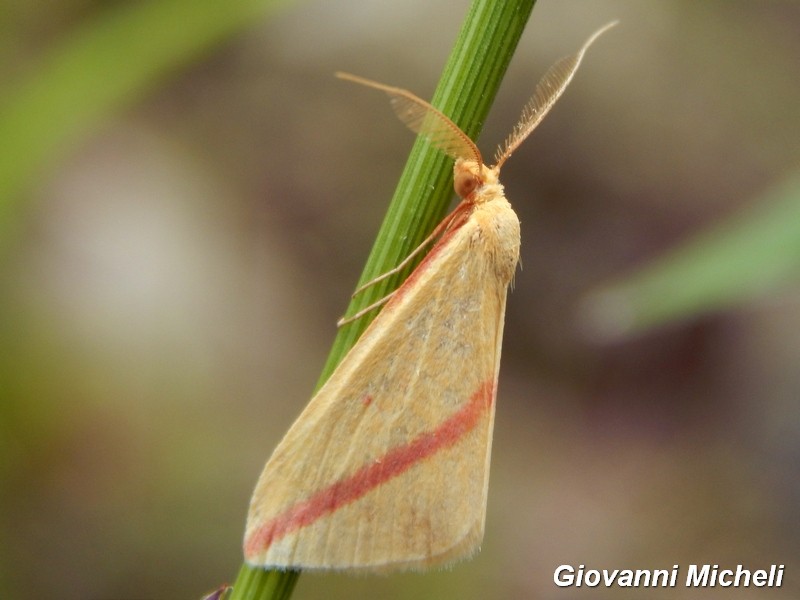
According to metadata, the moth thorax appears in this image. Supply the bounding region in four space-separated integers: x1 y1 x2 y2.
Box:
453 159 497 200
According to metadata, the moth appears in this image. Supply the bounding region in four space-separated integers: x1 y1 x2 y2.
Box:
245 21 616 572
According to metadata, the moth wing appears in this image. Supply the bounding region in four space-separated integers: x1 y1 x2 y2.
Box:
245 203 518 571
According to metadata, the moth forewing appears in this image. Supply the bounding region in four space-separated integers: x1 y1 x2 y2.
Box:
245 205 515 570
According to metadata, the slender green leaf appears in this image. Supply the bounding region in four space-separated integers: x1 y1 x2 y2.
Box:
581 171 800 339
0 0 289 248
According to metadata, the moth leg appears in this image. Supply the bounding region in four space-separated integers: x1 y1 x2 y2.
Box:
351 200 471 298
337 290 397 327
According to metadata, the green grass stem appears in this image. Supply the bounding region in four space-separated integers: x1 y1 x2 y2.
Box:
230 0 537 598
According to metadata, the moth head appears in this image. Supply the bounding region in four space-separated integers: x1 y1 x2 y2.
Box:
454 159 498 200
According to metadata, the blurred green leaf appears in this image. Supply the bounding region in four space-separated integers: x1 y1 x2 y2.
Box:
581 171 800 339
0 0 289 247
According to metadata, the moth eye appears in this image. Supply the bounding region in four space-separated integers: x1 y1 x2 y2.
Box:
454 172 481 199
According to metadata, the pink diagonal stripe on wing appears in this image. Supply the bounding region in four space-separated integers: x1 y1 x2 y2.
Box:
245 380 494 557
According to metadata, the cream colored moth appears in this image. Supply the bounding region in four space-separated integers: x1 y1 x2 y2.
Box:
245 22 616 572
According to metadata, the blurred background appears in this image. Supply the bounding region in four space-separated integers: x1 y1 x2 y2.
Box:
1 0 799 598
